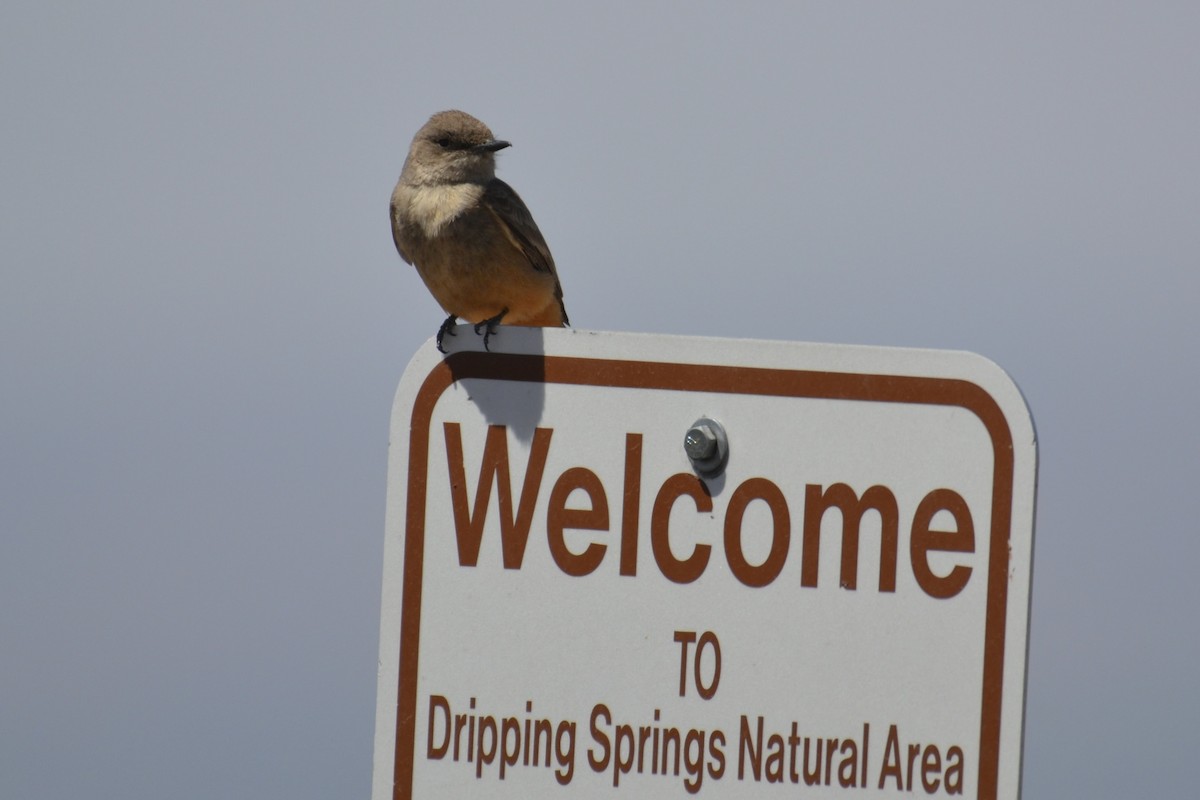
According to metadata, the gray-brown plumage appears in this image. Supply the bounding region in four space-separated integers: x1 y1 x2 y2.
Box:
390 110 568 351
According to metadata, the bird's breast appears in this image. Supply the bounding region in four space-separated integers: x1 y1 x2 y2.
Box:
395 182 486 240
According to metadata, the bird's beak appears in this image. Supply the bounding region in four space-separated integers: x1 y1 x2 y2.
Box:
475 139 511 153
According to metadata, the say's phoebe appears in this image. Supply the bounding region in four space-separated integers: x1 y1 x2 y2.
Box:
390 110 568 352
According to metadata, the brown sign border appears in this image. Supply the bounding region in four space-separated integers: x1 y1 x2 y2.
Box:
392 351 1016 800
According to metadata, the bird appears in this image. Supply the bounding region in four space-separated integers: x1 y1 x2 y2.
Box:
390 110 568 352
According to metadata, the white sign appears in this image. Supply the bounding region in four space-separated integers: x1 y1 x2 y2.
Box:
373 328 1037 800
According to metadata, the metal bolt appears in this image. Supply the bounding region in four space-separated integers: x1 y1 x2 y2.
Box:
684 417 728 478
684 424 717 461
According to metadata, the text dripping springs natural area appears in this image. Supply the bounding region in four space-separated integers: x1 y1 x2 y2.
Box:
427 661 966 794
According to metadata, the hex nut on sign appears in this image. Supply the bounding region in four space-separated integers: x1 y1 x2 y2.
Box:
684 417 729 478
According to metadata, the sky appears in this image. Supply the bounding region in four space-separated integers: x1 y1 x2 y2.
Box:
2 2 1197 798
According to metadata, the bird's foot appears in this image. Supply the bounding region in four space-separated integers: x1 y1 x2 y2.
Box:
436 314 458 354
473 308 508 351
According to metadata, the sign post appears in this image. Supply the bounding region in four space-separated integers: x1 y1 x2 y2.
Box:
372 328 1037 799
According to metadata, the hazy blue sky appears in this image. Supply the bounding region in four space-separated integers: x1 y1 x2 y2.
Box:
3 2 1197 798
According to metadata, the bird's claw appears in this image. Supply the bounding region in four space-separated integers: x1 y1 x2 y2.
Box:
473 308 508 351
436 314 458 354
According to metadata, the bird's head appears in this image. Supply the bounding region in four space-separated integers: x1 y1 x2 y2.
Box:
402 109 511 185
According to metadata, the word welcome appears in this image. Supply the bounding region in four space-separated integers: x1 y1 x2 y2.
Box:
442 423 976 598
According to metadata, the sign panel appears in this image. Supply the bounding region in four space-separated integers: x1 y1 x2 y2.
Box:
372 328 1037 799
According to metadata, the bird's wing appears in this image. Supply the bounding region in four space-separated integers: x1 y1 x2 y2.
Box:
482 179 568 324
480 179 558 278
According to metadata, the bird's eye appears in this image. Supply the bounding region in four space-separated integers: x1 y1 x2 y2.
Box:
434 136 451 148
